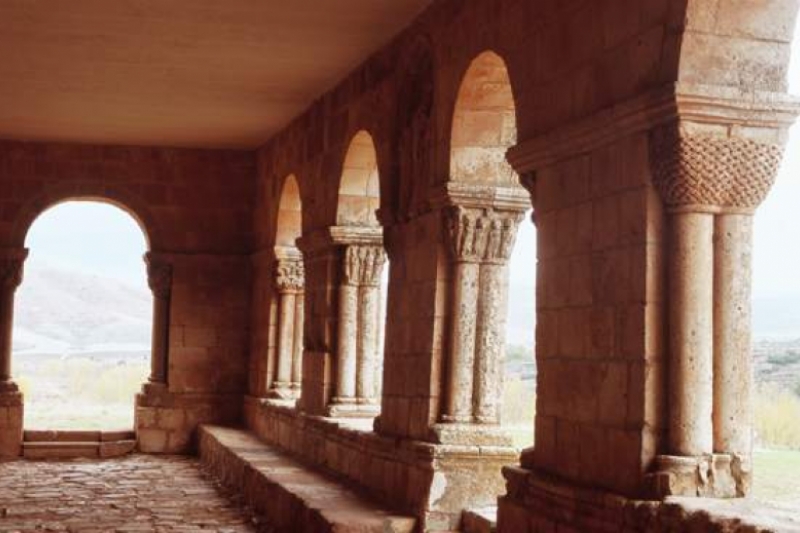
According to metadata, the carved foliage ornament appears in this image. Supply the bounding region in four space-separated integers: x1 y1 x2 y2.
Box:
446 207 522 264
649 124 783 211
276 258 304 292
343 245 386 287
145 254 173 299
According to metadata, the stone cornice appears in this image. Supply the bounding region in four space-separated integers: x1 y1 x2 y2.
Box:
296 225 383 256
429 182 531 213
507 83 800 175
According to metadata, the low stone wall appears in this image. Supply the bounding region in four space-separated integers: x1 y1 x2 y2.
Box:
244 395 517 531
0 391 23 458
135 387 242 453
498 466 800 533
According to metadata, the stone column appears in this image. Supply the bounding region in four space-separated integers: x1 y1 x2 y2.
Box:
713 214 754 455
442 207 481 423
646 123 784 498
291 290 304 390
668 211 714 456
356 246 385 403
145 252 173 387
0 248 27 458
333 248 359 406
271 256 304 400
330 244 385 416
474 215 520 424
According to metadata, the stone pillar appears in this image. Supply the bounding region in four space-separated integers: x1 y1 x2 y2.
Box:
436 206 522 443
713 214 753 455
145 252 173 387
0 248 27 458
646 122 784 498
329 244 385 417
271 256 304 400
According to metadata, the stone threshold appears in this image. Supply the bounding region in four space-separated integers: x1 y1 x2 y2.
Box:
22 429 136 459
198 424 417 533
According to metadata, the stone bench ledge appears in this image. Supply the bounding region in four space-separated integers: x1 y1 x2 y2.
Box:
198 424 416 533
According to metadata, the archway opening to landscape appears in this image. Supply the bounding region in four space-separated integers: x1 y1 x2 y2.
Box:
269 175 305 401
448 51 535 449
330 131 388 421
12 201 151 430
745 16 800 508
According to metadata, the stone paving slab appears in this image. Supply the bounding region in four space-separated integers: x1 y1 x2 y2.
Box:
0 454 258 532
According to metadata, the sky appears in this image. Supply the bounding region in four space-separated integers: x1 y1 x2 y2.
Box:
24 202 149 289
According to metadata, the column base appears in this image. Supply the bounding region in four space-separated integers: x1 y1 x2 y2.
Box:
269 384 299 401
430 422 514 447
0 387 23 458
326 399 380 418
644 454 750 499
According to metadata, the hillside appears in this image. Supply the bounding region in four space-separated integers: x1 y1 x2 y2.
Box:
12 263 151 357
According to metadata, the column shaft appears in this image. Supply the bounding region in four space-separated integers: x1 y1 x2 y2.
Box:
275 290 296 387
444 261 480 422
474 262 509 424
357 283 380 402
336 283 359 401
668 212 715 456
149 294 170 383
713 214 753 454
291 291 304 388
0 290 15 384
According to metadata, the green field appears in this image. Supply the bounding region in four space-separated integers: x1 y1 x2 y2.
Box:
752 449 800 504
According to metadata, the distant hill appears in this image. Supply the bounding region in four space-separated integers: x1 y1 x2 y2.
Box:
12 263 151 356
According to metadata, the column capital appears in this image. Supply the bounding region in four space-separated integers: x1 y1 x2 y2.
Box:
649 122 783 214
343 245 386 287
275 256 304 293
145 252 173 299
0 248 29 291
445 207 523 264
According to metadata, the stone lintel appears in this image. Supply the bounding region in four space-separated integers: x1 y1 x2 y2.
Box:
507 82 800 176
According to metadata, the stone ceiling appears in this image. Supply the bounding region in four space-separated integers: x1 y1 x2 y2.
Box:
0 0 431 149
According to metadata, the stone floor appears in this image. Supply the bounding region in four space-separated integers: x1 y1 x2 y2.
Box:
0 455 258 532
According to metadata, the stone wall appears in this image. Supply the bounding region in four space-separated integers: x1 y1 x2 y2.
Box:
0 140 256 454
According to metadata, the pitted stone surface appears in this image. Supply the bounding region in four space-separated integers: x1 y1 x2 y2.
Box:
0 455 257 532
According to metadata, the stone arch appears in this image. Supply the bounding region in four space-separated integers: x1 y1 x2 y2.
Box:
336 131 381 227
12 185 157 251
437 49 532 442
449 50 518 186
275 174 303 248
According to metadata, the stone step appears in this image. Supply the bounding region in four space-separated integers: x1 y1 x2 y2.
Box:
198 425 417 533
462 507 497 533
23 429 135 442
23 438 137 460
